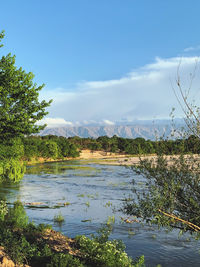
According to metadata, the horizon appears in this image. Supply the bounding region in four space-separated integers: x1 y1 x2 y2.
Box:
39 117 184 129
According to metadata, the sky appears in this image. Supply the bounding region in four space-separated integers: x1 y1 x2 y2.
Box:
1 0 200 127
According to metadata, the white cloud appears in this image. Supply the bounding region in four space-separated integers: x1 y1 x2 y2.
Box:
41 56 200 123
37 118 73 128
103 119 115 125
184 46 200 52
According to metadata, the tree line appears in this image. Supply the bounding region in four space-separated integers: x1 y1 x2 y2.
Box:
8 133 199 162
67 134 200 155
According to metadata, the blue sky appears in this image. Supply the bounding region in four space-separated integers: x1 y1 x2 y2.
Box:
1 1 200 127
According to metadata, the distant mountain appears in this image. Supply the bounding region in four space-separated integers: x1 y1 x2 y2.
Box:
39 120 183 140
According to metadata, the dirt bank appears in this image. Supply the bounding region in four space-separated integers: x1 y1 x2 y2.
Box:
79 150 200 166
26 150 199 166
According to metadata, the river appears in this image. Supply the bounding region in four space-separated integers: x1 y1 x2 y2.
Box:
0 160 199 266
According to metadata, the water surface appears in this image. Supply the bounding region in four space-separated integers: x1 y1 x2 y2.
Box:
0 160 199 267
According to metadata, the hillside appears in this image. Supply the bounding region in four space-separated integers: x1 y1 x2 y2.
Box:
40 124 177 140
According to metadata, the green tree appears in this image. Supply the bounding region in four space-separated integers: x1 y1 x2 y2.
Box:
40 140 59 159
124 155 200 235
0 31 52 182
0 31 52 140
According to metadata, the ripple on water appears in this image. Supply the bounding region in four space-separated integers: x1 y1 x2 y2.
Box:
0 161 199 267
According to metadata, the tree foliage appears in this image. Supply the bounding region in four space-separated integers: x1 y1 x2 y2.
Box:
124 154 200 235
22 135 80 160
0 31 52 140
0 30 52 182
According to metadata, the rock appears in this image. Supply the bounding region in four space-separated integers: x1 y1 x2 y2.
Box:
0 246 30 267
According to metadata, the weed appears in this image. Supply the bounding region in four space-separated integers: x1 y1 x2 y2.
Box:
128 229 135 236
86 194 95 199
81 219 92 223
106 215 115 225
85 201 90 207
104 201 113 207
53 213 65 223
77 193 85 198
151 234 156 239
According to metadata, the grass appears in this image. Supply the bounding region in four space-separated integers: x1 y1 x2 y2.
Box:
106 215 115 225
128 229 135 236
77 193 85 198
85 201 90 207
53 213 65 223
104 201 113 207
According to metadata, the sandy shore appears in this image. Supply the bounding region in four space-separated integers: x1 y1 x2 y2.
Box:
78 149 157 165
78 150 200 166
26 149 199 166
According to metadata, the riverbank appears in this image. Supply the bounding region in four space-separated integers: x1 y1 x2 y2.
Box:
25 149 129 165
26 149 200 166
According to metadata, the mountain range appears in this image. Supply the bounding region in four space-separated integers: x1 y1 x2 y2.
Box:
40 119 184 140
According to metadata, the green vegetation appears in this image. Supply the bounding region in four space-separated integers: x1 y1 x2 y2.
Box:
19 133 200 166
0 31 52 182
68 134 200 155
23 135 80 161
0 158 25 182
123 154 200 236
0 31 52 140
122 68 200 237
0 30 146 267
53 213 65 223
85 201 90 207
3 29 200 265
0 200 144 266
75 223 144 267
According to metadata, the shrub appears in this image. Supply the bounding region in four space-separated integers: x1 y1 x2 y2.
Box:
53 213 65 223
0 158 25 182
75 225 145 267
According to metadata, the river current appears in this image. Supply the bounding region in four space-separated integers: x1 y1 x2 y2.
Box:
0 160 199 267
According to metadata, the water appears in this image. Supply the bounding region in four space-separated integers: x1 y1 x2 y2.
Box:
0 160 200 266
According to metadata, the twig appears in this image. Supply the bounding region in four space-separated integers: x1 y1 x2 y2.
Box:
158 209 200 232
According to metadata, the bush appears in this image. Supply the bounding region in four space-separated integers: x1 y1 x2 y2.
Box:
6 200 29 228
0 158 25 182
0 138 24 160
0 202 144 266
123 154 200 236
75 225 144 267
40 141 59 159
0 200 8 221
47 253 85 267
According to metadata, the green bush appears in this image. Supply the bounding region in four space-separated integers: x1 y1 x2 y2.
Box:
6 200 29 228
76 234 144 267
75 225 145 267
0 158 25 182
53 213 65 224
0 200 8 221
39 140 59 159
47 253 85 267
0 138 24 160
0 202 144 266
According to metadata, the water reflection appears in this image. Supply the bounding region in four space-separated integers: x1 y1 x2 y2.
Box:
25 161 100 176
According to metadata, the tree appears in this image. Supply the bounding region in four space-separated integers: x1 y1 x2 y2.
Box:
0 31 52 182
40 140 59 159
124 155 200 234
172 60 200 138
123 64 200 236
0 31 52 140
